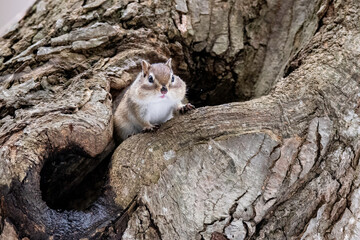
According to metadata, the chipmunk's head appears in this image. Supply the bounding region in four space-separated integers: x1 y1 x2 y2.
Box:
137 58 185 102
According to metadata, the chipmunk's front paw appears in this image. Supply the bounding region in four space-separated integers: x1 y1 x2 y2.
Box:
142 125 160 133
179 103 195 114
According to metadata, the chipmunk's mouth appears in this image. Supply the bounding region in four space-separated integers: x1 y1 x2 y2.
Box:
160 94 166 98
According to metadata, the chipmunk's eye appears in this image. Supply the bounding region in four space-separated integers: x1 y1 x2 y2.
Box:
171 75 175 83
148 75 154 83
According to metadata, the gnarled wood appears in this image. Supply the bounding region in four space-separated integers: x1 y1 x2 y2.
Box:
0 0 359 239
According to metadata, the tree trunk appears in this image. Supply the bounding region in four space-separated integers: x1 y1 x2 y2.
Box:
1 0 359 239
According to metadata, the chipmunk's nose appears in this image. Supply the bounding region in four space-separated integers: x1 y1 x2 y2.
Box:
160 86 168 94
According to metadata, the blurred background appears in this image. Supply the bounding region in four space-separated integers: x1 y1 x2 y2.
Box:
0 0 36 36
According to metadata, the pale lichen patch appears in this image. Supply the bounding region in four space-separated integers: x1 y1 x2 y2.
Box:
163 150 176 161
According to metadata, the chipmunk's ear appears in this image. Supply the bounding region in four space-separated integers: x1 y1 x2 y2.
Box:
165 58 172 70
141 60 150 76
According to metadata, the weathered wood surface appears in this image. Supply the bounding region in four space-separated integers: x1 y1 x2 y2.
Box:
0 0 359 239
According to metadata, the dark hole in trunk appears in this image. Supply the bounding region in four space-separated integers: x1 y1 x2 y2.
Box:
185 62 238 107
40 146 112 211
180 52 248 108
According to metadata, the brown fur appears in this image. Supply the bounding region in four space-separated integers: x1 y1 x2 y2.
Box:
114 59 192 141
149 64 172 86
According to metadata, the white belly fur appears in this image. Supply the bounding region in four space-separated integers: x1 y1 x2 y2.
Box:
145 100 176 125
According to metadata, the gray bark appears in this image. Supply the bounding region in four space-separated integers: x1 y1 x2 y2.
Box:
1 0 359 239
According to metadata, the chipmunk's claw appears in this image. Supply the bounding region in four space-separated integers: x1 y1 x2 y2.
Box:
179 103 195 114
142 124 160 133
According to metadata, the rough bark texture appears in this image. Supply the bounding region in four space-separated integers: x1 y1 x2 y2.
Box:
1 0 359 239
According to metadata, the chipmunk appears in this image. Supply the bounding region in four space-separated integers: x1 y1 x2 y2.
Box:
114 58 194 141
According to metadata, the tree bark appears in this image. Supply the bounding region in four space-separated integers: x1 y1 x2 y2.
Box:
1 0 359 239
